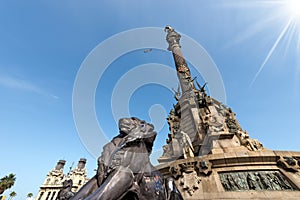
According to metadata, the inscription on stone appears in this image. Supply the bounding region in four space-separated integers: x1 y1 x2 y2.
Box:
219 170 297 191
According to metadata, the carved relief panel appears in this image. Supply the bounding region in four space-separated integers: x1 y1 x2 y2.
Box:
219 170 298 191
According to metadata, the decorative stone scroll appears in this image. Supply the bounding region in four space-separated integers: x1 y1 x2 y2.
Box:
277 156 300 172
195 160 212 176
179 171 201 196
169 163 182 179
219 170 298 191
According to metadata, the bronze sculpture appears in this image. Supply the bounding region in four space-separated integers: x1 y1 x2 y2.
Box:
71 117 183 200
57 179 75 200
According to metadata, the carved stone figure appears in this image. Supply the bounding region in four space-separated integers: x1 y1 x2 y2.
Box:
162 144 171 158
168 109 176 122
172 126 194 159
56 179 74 200
237 131 263 151
172 85 181 101
162 134 173 158
225 113 239 133
180 131 194 159
71 117 183 200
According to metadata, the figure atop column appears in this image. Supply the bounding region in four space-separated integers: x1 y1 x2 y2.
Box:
165 26 195 94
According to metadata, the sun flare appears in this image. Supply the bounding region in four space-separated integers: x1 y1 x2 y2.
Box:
248 0 300 87
285 0 300 21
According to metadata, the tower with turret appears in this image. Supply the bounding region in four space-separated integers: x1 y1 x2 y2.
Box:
67 158 89 191
36 159 89 200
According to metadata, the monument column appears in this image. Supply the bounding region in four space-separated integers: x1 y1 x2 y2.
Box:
165 26 195 94
164 26 203 155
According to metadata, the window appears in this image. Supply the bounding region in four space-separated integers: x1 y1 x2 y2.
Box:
38 192 44 200
50 191 56 200
45 191 51 200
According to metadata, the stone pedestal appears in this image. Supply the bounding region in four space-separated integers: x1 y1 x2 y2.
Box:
157 150 300 199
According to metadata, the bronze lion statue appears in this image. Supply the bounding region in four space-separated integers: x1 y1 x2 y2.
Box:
71 117 182 200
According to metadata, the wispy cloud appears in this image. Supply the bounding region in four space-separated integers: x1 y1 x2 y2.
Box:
0 75 59 99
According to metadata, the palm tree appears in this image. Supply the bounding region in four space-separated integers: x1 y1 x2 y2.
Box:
8 191 16 200
27 193 33 198
0 174 16 194
27 192 33 199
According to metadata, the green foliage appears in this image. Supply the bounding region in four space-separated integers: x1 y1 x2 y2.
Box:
8 191 16 200
9 191 16 196
0 174 16 194
27 193 33 197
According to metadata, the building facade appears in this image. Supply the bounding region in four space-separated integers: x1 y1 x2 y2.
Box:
36 158 89 200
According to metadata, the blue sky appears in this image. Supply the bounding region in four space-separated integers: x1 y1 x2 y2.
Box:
1 0 300 199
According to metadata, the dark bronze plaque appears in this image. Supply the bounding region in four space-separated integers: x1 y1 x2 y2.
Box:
219 170 297 191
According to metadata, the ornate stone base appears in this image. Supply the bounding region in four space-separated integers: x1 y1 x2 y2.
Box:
157 150 300 199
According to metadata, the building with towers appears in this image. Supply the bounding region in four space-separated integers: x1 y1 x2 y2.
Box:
36 158 89 200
